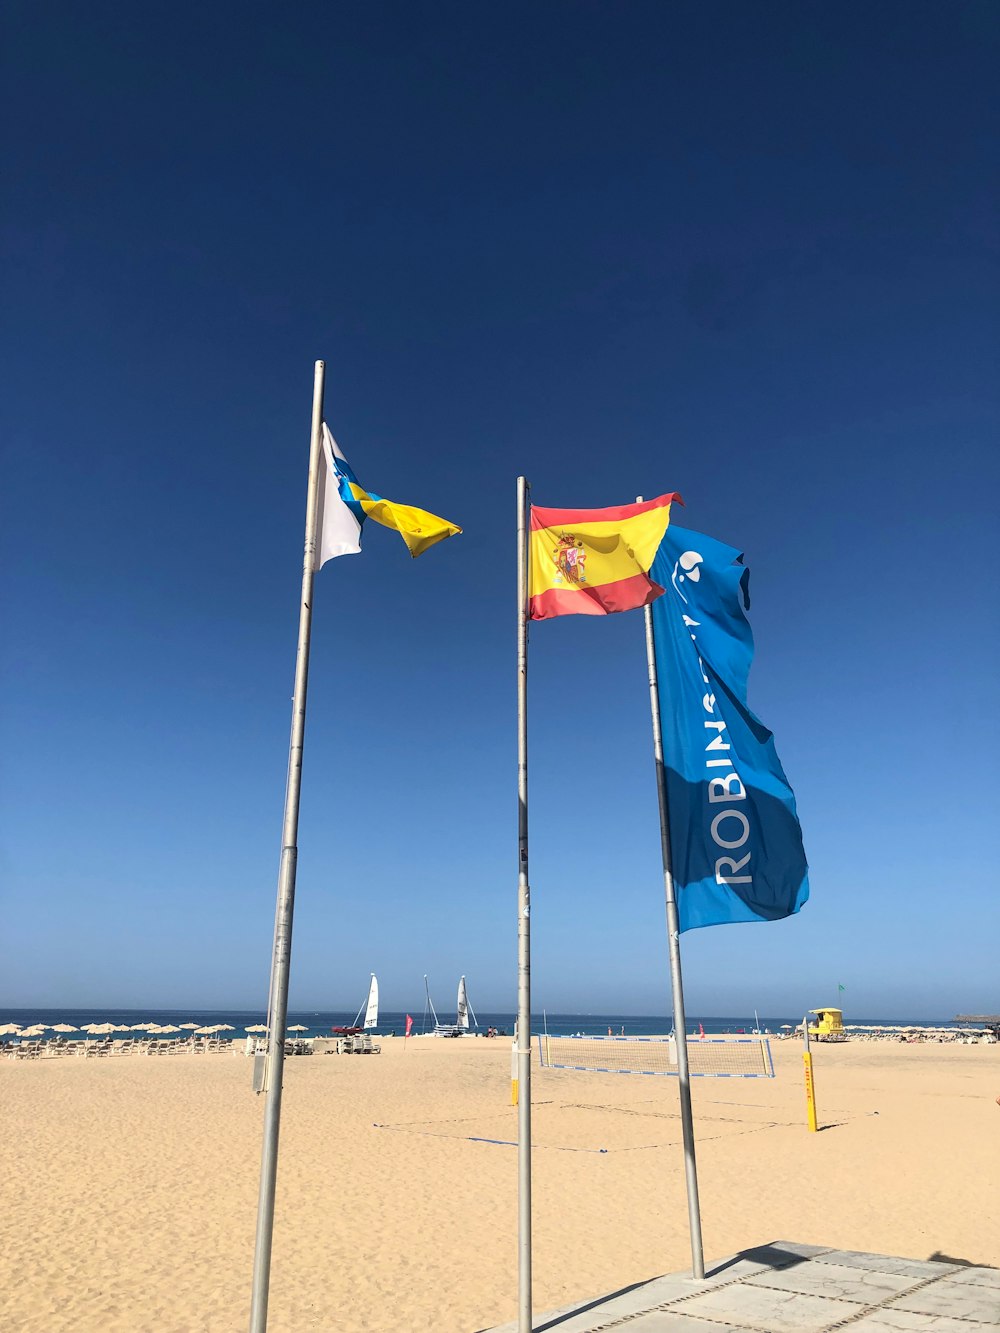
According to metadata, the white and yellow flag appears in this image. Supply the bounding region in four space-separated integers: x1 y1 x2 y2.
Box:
314 424 461 568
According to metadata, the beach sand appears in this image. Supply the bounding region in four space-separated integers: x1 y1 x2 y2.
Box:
1 1036 997 1331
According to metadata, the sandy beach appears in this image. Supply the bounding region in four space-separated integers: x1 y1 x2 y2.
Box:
1 1036 997 1331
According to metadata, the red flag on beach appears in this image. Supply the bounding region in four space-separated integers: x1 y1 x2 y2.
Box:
405 1014 413 1037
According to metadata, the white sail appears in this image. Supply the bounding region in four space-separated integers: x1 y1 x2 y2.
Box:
457 975 469 1030
363 974 379 1030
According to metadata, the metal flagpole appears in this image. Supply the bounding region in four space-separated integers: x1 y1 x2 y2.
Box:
248 359 327 1333
638 497 706 1281
515 475 533 1332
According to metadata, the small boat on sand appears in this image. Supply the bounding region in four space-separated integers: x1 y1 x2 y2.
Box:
423 974 478 1036
332 974 378 1036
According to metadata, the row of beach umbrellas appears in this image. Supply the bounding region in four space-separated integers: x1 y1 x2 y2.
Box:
1 1021 313 1037
0 1021 238 1037
774 1022 988 1038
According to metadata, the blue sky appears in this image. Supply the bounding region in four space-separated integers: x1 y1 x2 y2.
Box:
1 3 997 1019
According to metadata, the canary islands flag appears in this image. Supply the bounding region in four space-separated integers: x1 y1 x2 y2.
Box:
315 424 461 566
529 493 682 619
650 524 809 931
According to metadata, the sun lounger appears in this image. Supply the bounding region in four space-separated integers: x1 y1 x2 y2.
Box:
350 1034 380 1055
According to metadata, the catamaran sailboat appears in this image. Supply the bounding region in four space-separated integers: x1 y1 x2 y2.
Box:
423 974 478 1036
332 973 378 1036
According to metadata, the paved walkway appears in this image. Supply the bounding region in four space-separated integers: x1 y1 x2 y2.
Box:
481 1240 1000 1332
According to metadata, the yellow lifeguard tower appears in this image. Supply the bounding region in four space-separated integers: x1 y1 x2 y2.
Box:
809 1007 845 1041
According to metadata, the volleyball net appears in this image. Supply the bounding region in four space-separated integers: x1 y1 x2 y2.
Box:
536 1033 774 1079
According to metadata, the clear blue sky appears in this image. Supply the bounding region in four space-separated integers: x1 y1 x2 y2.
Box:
2 3 997 1020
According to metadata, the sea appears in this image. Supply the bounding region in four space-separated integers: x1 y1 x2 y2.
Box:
0 1007 980 1042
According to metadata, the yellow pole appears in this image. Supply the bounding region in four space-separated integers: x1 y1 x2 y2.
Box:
802 1014 819 1131
803 1052 818 1131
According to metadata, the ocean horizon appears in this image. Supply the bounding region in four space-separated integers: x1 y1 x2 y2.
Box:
0 1006 980 1041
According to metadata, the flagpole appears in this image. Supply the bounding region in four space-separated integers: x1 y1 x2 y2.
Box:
248 359 326 1333
515 475 533 1332
638 498 705 1281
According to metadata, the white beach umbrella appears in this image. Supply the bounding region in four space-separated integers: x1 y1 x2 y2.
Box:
51 1024 79 1033
214 1024 235 1032
287 1024 309 1033
245 1025 268 1033
0 1024 24 1035
178 1023 201 1031
129 1023 152 1031
157 1025 181 1034
194 1027 214 1035
21 1025 47 1037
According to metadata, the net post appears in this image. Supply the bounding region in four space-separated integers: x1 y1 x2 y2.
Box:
802 1014 818 1131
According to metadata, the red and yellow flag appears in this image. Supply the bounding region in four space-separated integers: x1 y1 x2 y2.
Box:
529 494 682 620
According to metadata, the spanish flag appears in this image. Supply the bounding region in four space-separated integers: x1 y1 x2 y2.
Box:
529 494 682 620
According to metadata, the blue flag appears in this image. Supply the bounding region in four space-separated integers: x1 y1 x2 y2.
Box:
650 525 809 931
